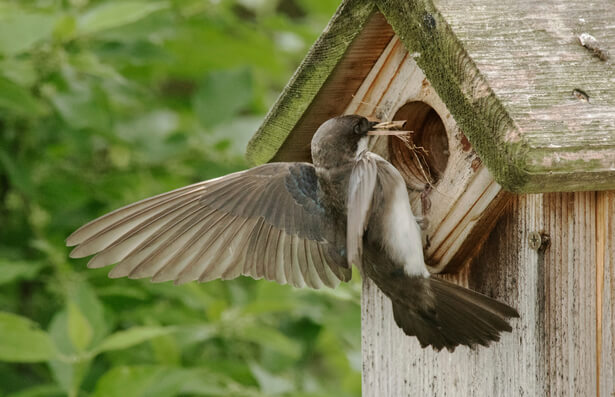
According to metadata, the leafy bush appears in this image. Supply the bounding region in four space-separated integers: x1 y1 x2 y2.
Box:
0 1 361 396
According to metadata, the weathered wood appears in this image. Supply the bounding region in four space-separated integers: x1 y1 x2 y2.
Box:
246 2 387 164
362 192 614 396
376 0 615 192
599 191 615 396
432 0 615 192
243 2 615 394
248 0 615 192
270 11 394 163
344 36 511 272
542 192 597 396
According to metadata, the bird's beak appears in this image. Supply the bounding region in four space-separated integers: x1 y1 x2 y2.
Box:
367 120 411 136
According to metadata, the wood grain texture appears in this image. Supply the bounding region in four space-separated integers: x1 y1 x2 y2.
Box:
344 35 511 272
598 191 615 397
363 192 614 396
249 0 615 192
433 0 615 192
246 3 394 164
376 0 615 192
542 192 597 396
271 11 394 163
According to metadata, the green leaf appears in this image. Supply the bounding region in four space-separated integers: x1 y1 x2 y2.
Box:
249 362 293 396
209 115 263 156
0 148 35 197
0 259 43 285
193 67 253 128
50 82 110 130
47 310 91 396
7 384 65 397
67 301 93 351
0 11 56 55
150 333 180 365
295 0 340 17
166 22 284 78
0 58 37 87
46 282 106 395
0 312 56 362
94 326 175 354
95 285 148 301
175 324 217 346
67 282 109 347
178 368 246 396
53 15 77 41
92 366 187 397
93 366 243 397
77 2 169 35
236 324 301 359
0 75 41 115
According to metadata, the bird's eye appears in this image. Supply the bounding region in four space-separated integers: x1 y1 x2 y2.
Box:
353 123 362 135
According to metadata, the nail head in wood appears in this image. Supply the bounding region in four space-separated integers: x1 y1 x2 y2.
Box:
528 231 550 252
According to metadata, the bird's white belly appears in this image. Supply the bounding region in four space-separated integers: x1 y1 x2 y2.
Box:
381 185 429 277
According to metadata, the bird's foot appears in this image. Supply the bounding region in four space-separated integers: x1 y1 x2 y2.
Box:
415 216 428 230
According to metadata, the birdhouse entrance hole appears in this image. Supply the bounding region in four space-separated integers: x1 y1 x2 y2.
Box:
389 101 449 190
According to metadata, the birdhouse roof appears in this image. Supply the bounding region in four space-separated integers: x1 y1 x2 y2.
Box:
246 0 615 193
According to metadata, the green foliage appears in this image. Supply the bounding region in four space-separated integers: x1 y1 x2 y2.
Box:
0 0 361 396
0 76 42 115
0 312 57 362
193 68 254 129
77 2 170 35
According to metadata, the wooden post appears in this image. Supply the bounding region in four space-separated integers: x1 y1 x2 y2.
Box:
362 192 615 396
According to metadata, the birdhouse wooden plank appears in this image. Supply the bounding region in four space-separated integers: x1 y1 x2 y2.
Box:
342 34 511 273
246 0 615 395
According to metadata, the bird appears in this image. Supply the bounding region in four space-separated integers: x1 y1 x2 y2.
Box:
66 114 518 351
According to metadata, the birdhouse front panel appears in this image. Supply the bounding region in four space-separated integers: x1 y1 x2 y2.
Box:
343 33 510 272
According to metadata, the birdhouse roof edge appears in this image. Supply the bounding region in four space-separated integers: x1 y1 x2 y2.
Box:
247 0 615 193
246 0 376 165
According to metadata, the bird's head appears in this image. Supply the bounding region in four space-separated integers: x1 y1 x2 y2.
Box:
311 115 376 168
311 115 406 168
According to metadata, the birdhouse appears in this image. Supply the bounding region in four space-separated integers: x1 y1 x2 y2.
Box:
246 0 615 395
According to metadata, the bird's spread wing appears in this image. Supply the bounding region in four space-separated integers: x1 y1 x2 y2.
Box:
346 151 378 267
66 163 350 288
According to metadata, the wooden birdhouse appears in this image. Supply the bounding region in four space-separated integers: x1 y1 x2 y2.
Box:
246 0 615 395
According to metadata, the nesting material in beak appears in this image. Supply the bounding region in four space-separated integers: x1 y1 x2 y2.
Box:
367 120 412 136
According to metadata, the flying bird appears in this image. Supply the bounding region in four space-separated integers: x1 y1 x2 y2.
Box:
66 115 518 351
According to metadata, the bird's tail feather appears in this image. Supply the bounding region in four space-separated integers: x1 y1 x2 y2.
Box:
362 248 519 351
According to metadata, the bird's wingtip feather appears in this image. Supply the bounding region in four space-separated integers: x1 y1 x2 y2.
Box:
69 247 86 259
65 235 78 247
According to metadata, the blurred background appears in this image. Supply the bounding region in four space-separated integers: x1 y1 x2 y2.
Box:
0 1 362 396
